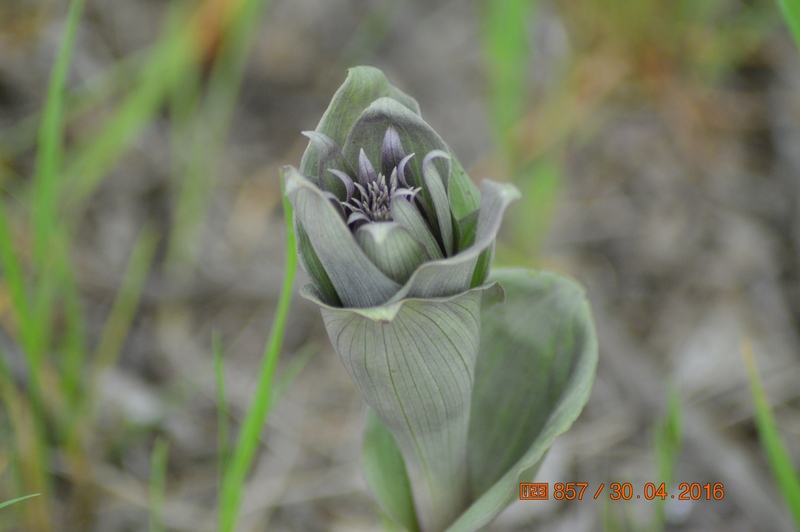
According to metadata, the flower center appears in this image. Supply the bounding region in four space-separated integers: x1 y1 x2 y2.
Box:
346 174 395 223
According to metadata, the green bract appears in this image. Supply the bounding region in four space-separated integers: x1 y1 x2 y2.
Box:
283 66 598 532
284 66 518 309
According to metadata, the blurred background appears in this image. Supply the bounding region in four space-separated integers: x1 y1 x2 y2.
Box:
1 0 799 530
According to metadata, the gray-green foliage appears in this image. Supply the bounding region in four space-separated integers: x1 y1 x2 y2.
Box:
283 67 598 531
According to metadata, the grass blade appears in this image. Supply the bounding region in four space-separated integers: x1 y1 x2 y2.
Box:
149 437 169 532
32 0 86 265
218 172 297 532
29 0 87 411
92 226 159 372
166 0 272 268
0 494 41 511
214 332 231 480
652 384 682 532
777 0 800 51
742 339 800 528
64 7 196 208
480 0 536 148
271 341 317 405
61 224 159 446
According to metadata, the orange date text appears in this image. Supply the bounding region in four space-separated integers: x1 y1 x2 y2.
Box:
519 482 725 501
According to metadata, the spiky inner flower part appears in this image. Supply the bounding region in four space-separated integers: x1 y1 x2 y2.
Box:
331 144 420 229
311 127 424 229
347 174 398 223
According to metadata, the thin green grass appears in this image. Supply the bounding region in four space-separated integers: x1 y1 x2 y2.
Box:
0 49 150 159
218 177 297 532
91 227 159 373
62 225 159 447
166 0 272 269
652 385 682 532
63 6 197 209
149 437 169 532
214 332 232 482
0 0 295 529
33 0 86 265
770 5 800 528
0 2 87 527
0 494 40 511
480 0 537 151
479 0 564 266
271 341 318 405
742 340 800 529
31 0 89 424
777 0 800 51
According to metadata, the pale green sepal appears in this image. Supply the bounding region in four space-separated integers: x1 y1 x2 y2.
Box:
342 98 449 190
304 282 504 532
421 151 454 256
390 197 444 261
355 222 429 284
456 209 479 252
363 408 419 532
301 131 354 199
294 218 341 306
446 268 598 531
301 66 420 178
284 166 400 308
448 154 481 220
389 180 520 302
469 245 495 289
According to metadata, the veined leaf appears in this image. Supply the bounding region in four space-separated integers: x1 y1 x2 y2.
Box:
305 282 504 532
360 268 598 531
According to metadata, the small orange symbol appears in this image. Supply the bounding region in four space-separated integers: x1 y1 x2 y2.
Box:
519 483 548 500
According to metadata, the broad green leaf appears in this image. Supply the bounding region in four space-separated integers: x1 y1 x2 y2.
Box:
363 408 418 532
390 180 520 302
342 98 449 192
359 268 597 531
356 222 429 284
284 166 400 308
301 66 420 177
451 268 598 531
304 282 504 532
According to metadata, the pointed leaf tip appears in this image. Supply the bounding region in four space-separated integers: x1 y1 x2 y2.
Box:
421 150 454 256
358 148 378 185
